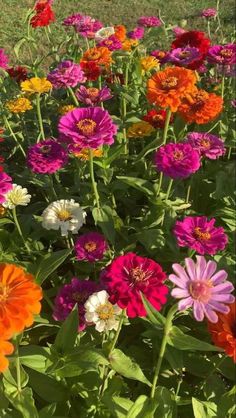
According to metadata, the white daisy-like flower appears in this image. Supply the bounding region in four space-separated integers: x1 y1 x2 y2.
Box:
95 26 115 42
41 199 86 237
3 184 31 209
84 290 122 333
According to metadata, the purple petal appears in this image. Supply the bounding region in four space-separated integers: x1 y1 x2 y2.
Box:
169 274 189 289
195 256 207 279
172 263 190 282
201 260 217 280
171 288 190 298
178 297 193 311
210 270 228 285
208 300 230 314
193 301 204 321
211 282 234 294
185 258 196 280
203 305 219 323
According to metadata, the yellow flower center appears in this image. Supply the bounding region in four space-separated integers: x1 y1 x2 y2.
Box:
87 87 99 97
220 49 233 58
40 145 52 154
56 209 72 221
72 291 88 303
179 51 190 58
0 205 6 216
162 76 178 89
189 280 212 303
199 139 211 149
88 50 101 60
77 119 97 135
84 241 97 252
130 267 147 283
96 302 114 320
153 114 163 122
194 227 211 241
173 150 184 160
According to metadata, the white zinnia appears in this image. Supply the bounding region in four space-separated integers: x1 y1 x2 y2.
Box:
84 290 122 333
95 27 115 42
3 184 31 209
41 199 86 237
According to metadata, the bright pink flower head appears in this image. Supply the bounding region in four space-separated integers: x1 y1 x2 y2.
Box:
172 27 186 37
171 31 210 69
207 44 236 66
169 255 234 322
167 47 202 67
53 278 100 331
101 252 168 318
75 15 103 38
150 49 168 64
200 8 217 18
58 106 117 150
98 35 122 51
75 232 108 262
186 132 226 159
137 16 161 28
154 143 201 179
128 27 145 40
63 13 83 27
27 139 68 174
0 49 9 69
0 172 13 203
173 216 228 255
76 85 113 106
47 60 86 89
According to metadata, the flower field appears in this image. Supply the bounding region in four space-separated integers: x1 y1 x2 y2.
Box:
0 1 235 417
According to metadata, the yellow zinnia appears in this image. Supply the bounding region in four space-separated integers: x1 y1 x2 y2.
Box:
127 121 155 138
6 97 33 113
140 56 159 75
58 104 76 115
74 148 103 160
21 77 52 94
122 39 138 52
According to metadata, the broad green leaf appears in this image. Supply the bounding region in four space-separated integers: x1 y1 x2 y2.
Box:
19 345 51 372
92 205 116 244
102 396 134 418
27 369 69 403
127 395 157 418
217 385 236 418
35 249 71 284
109 349 151 387
116 176 155 197
192 398 217 418
167 326 223 351
3 381 38 418
54 306 78 354
141 294 166 327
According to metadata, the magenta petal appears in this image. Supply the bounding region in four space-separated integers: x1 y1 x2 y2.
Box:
208 300 230 314
172 263 190 282
195 256 207 279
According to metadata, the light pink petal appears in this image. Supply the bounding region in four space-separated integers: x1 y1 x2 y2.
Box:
178 297 193 311
208 300 230 314
169 274 189 289
195 256 207 279
201 260 217 280
171 288 190 298
203 305 219 323
193 301 204 321
211 282 234 294
172 263 190 282
185 258 196 281
211 294 235 303
210 270 228 285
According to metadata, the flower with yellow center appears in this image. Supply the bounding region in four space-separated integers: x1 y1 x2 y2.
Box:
6 97 32 113
73 148 103 160
3 184 31 209
140 56 159 75
122 39 138 51
58 104 76 115
21 77 52 94
84 290 122 332
127 121 155 138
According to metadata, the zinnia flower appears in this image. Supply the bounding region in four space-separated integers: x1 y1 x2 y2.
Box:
7 66 28 83
150 50 168 64
0 338 14 373
101 252 168 318
42 199 86 236
200 8 217 18
140 56 159 74
58 104 76 115
75 232 108 262
128 27 145 40
0 49 9 69
0 263 42 335
95 27 115 42
27 139 68 174
58 107 117 149
154 142 201 179
171 30 210 69
76 85 113 106
0 172 13 204
169 255 235 323
63 13 83 27
53 278 99 331
167 47 202 67
6 97 32 113
47 60 86 89
113 25 126 42
185 132 226 159
73 148 103 160
30 0 55 28
178 89 223 124
98 35 122 51
173 216 228 255
21 77 52 94
85 290 122 332
172 27 186 37
80 61 101 81
122 39 138 51
208 301 236 362
81 47 112 68
75 15 103 38
143 109 173 129
207 44 236 66
127 121 155 138
137 16 161 27
2 184 31 209
147 67 197 112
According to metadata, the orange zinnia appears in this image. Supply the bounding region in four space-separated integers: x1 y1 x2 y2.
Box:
147 67 197 112
81 47 112 68
208 302 236 363
178 88 223 124
114 25 126 42
0 338 14 373
0 263 42 336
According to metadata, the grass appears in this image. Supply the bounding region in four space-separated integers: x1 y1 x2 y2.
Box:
0 0 235 64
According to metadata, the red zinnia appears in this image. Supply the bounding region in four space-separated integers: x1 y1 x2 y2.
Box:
30 0 55 28
143 109 174 129
80 61 101 81
171 30 210 69
7 66 28 83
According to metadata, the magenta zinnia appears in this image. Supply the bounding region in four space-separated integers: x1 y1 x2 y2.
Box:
76 85 113 106
27 139 68 174
101 252 168 318
0 49 8 69
47 60 86 89
0 172 13 203
186 132 226 159
75 232 108 262
169 255 234 322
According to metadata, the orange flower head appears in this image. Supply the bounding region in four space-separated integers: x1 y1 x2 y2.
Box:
147 67 197 112
122 39 138 51
0 338 14 373
0 264 42 336
178 88 223 124
208 302 236 363
114 25 126 42
82 47 112 67
73 147 103 160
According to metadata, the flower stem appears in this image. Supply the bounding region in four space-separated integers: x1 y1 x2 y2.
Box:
109 311 125 355
14 336 22 394
186 183 191 203
150 304 178 399
36 93 45 142
162 108 172 146
67 86 79 107
12 207 31 253
122 63 129 154
221 75 225 98
3 116 26 157
165 178 174 202
89 148 100 208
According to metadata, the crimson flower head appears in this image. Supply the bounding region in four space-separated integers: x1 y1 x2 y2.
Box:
30 0 55 28
171 30 210 69
101 252 168 318
143 109 173 129
7 66 28 83
80 61 101 81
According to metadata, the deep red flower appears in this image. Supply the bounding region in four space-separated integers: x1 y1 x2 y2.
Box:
30 1 55 28
143 109 174 129
171 31 210 69
80 61 101 81
7 66 28 83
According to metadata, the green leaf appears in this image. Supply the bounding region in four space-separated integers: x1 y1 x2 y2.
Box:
109 349 151 387
0 218 14 226
167 326 223 351
154 386 177 418
127 395 157 418
54 306 78 354
217 385 236 418
92 205 116 244
35 249 71 284
141 295 165 327
135 229 165 253
19 345 51 372
27 369 69 403
192 398 217 418
116 176 155 197
3 381 39 418
102 396 134 418
54 348 109 377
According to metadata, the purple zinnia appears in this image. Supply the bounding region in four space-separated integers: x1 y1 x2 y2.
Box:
0 49 9 69
128 27 145 40
137 16 161 28
53 278 99 331
98 35 122 51
0 172 13 203
27 139 68 174
186 132 226 159
76 85 113 106
47 60 86 89
63 13 83 27
75 232 108 262
169 255 235 323
154 143 201 179
200 8 217 18
167 47 201 67
207 44 236 66
231 99 236 108
173 216 228 255
150 49 168 64
58 106 117 149
75 15 103 38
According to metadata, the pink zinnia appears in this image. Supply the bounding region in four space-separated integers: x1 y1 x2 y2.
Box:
128 27 145 40
200 8 217 18
27 139 68 174
186 132 226 159
75 15 103 38
172 27 186 37
58 107 117 149
63 13 83 27
154 143 201 179
0 49 9 69
98 35 122 51
207 44 236 66
169 255 234 322
76 85 113 106
0 172 13 203
75 232 108 262
101 252 168 318
47 60 86 89
167 47 201 67
137 16 161 28
173 216 228 255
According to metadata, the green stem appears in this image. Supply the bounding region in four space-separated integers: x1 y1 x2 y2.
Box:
36 94 45 142
207 21 211 39
157 172 163 195
43 291 54 310
15 338 22 394
150 305 178 399
3 116 26 157
12 207 31 253
122 63 129 154
186 184 191 203
165 178 174 202
67 86 79 107
109 312 125 355
162 108 172 146
221 75 225 98
89 149 100 208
